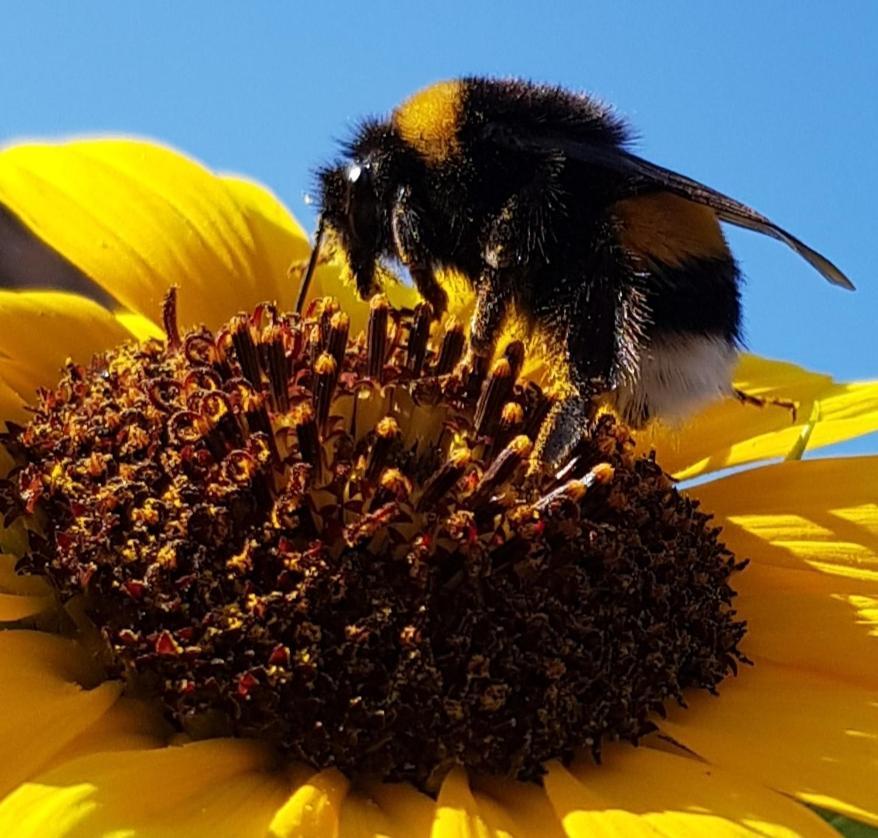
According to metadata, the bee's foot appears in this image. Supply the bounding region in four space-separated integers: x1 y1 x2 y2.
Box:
531 393 591 476
733 388 798 422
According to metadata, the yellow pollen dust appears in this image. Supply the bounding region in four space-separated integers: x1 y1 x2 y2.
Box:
376 416 400 438
330 311 350 330
370 293 390 311
379 468 411 495
393 80 464 163
510 434 533 456
314 352 337 376
490 358 512 378
156 543 177 569
292 402 315 424
448 447 472 467
591 462 616 484
501 402 525 425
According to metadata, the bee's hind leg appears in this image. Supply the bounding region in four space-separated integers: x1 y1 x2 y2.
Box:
470 269 513 356
530 388 595 476
527 274 639 477
733 388 798 421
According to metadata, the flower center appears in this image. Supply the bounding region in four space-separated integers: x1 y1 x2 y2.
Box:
4 291 747 790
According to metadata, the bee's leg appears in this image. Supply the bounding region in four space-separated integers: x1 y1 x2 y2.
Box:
409 264 448 320
470 269 512 355
530 277 643 474
470 152 565 358
391 186 447 318
531 386 595 474
734 387 798 421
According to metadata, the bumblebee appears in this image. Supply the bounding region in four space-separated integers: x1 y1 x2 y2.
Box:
300 77 853 467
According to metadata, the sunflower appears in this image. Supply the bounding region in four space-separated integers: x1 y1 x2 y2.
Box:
0 138 876 838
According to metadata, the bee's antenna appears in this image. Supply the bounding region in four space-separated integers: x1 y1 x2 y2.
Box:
295 214 326 314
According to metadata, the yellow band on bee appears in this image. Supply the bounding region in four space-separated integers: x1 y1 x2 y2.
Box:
393 80 464 163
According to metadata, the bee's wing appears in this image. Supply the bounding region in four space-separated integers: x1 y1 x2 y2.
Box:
491 126 854 290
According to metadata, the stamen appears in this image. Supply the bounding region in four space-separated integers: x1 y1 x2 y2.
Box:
344 502 400 547
405 302 432 376
327 311 350 371
366 294 390 380
416 447 471 512
238 381 272 439
258 324 290 412
531 463 615 513
435 318 465 375
496 401 525 448
230 314 262 387
316 297 340 353
366 416 401 481
371 467 412 508
293 402 321 475
312 352 338 431
474 358 514 437
162 286 181 349
503 340 525 380
467 435 532 507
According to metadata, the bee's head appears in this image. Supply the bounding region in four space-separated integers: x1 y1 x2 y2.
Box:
316 121 404 300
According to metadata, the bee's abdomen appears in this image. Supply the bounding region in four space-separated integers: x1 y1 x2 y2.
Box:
610 192 743 423
613 193 742 343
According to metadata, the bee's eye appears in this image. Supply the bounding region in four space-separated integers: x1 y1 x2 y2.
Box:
345 162 379 243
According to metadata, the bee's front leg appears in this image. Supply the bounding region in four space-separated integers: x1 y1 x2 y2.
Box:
408 264 448 320
391 186 447 319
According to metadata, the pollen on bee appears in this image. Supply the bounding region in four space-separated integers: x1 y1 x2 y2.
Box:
392 79 464 163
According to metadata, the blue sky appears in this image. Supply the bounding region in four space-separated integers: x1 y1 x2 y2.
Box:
2 1 876 454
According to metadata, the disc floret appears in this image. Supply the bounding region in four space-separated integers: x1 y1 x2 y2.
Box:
2 291 748 789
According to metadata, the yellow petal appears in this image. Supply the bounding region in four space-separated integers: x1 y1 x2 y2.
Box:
0 739 287 838
331 752 835 838
0 553 54 621
0 590 53 621
113 309 165 342
690 457 878 690
470 776 566 838
336 787 398 838
0 631 121 799
0 376 25 426
735 562 878 690
643 355 878 479
269 767 348 837
0 516 30 559
335 779 438 838
0 291 138 413
358 780 437 837
44 696 170 769
694 457 878 580
543 746 836 837
663 659 878 827
0 139 310 332
432 767 495 837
